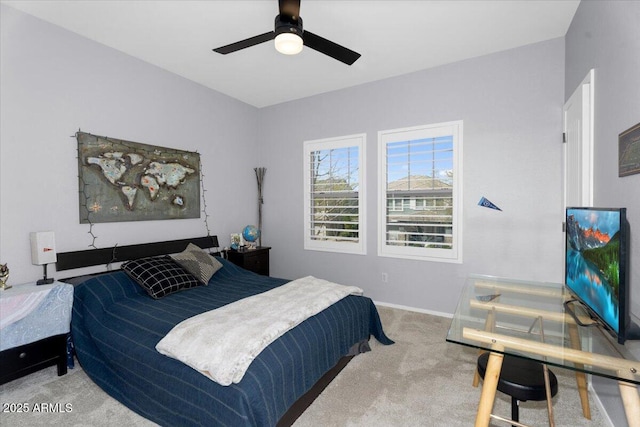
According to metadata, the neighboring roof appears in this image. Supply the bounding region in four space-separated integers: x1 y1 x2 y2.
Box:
387 175 451 192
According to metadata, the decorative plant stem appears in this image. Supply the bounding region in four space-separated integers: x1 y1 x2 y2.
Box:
254 167 266 247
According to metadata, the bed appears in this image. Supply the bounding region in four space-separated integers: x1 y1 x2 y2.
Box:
59 236 392 426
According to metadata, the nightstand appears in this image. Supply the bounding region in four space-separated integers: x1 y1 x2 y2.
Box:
0 281 74 384
226 246 271 276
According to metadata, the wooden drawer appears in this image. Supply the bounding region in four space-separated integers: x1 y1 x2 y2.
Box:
227 247 270 276
243 253 268 276
0 334 67 385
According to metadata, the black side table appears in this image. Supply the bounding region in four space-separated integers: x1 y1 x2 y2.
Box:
226 247 271 276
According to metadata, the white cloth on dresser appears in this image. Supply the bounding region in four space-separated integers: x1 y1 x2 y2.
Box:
156 275 363 386
0 288 51 329
0 282 74 351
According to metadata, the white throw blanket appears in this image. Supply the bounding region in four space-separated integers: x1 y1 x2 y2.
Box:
155 276 363 386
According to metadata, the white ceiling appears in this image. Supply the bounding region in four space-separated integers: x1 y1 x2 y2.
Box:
2 0 580 108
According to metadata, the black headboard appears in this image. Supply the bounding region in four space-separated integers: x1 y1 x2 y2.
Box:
56 235 219 271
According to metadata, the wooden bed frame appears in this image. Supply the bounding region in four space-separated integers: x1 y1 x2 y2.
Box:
56 235 353 427
56 236 220 271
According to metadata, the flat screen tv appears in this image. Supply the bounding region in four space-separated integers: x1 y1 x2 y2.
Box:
565 207 638 344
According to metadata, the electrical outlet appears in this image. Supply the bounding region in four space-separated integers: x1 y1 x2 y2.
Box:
381 272 388 283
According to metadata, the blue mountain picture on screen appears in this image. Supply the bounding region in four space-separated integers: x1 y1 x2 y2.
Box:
565 208 623 334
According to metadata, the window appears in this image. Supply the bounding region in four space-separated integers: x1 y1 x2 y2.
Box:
378 121 462 262
304 134 366 254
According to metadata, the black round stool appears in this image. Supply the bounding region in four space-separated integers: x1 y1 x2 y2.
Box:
477 352 558 426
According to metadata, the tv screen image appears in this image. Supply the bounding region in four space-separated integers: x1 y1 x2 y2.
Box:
565 207 625 337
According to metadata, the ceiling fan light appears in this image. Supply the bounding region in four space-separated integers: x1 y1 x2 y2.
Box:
275 33 303 55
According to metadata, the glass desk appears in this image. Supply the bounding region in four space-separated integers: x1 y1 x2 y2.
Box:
446 275 640 427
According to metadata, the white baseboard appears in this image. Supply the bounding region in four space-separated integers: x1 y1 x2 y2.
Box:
374 300 453 319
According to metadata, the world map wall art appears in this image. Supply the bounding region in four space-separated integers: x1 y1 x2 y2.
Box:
77 132 200 223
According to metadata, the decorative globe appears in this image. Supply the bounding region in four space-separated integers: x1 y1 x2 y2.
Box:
242 225 260 243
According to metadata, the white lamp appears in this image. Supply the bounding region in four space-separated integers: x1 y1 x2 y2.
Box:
30 231 57 285
274 32 303 55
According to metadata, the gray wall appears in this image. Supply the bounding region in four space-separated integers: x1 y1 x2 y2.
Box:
0 5 260 284
565 2 640 426
259 37 566 315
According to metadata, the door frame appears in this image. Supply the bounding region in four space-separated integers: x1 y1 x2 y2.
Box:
563 69 595 210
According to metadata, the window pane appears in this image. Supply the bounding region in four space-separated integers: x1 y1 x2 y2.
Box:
386 136 453 248
304 135 366 254
379 122 461 262
309 146 359 241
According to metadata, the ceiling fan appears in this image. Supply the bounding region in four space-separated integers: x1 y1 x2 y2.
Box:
213 0 361 65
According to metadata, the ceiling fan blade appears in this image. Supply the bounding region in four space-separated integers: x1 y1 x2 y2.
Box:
279 0 301 18
303 31 361 65
213 32 275 55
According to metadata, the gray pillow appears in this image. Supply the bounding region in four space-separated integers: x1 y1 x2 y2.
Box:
170 243 222 285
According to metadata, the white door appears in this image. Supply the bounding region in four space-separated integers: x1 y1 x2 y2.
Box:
563 70 594 209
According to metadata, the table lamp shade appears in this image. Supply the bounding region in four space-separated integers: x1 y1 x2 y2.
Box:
30 231 57 265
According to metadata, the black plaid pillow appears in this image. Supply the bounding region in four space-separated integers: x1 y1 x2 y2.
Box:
122 256 200 299
170 243 222 285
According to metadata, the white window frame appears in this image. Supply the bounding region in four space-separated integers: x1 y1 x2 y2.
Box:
303 133 366 254
377 121 463 263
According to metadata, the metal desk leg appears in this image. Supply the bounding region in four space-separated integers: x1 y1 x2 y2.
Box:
475 349 504 427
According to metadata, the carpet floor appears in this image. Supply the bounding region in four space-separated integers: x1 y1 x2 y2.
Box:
0 306 608 426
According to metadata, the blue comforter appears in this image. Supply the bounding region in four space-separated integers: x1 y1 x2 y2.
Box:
71 258 392 426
